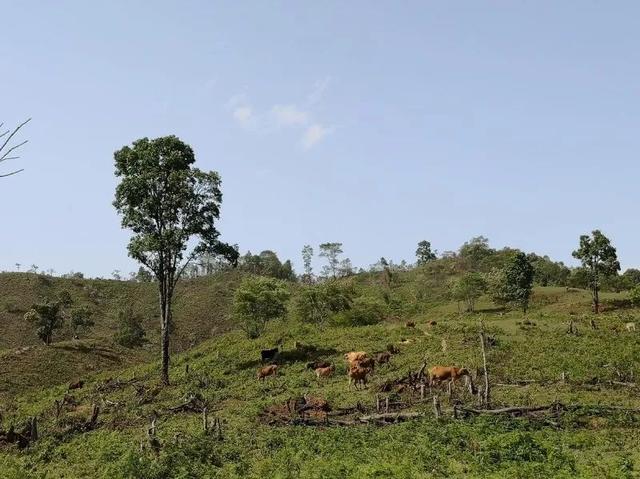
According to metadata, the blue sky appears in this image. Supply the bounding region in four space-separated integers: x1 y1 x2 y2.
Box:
3 1 640 277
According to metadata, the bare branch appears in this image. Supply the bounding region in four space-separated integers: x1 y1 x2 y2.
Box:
0 118 30 177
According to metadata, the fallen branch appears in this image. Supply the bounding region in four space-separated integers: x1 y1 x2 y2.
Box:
358 411 425 423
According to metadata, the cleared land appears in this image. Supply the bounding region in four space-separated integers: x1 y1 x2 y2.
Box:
1 270 639 478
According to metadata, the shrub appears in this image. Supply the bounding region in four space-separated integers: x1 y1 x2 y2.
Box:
630 285 640 306
114 305 146 348
294 280 354 326
24 301 65 345
233 276 290 338
333 296 387 327
70 306 95 338
451 272 487 312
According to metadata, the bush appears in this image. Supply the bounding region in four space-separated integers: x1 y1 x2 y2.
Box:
233 276 290 338
333 296 387 327
294 280 354 326
114 305 146 348
630 285 640 306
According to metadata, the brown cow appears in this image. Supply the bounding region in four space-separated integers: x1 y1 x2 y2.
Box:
376 351 391 365
306 360 331 370
405 321 416 328
428 366 469 387
356 357 375 372
315 365 335 378
257 364 278 380
68 380 84 391
348 366 371 389
344 351 368 367
427 320 437 327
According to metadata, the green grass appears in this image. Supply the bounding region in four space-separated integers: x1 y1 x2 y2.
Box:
1 271 640 477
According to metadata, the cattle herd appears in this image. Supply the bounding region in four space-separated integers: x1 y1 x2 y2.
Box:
255 341 469 392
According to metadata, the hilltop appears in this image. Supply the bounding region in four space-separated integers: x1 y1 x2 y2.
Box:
0 264 639 478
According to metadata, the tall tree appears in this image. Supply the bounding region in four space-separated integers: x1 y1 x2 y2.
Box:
319 242 343 278
459 236 495 271
1 119 31 177
113 136 237 384
301 245 314 283
489 251 534 313
415 240 436 265
572 230 620 314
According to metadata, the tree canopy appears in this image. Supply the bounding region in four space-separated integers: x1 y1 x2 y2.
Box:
113 135 237 384
572 230 620 314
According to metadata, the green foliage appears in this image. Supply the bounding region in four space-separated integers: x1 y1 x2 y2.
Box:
629 285 640 306
459 236 495 271
572 230 620 312
57 289 73 307
113 135 237 383
232 276 290 338
24 301 65 345
451 272 486 312
332 295 387 326
567 267 590 289
133 266 154 282
113 305 146 348
528 253 571 286
488 251 535 312
319 242 343 278
415 240 437 265
238 250 296 281
294 280 354 326
70 305 95 337
301 245 314 283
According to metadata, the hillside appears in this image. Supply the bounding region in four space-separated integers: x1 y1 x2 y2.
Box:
0 271 243 402
1 268 639 478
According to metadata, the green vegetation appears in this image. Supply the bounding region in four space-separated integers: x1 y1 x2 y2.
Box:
23 300 66 345
572 230 621 314
232 276 290 338
113 135 238 384
2 234 640 478
113 305 146 348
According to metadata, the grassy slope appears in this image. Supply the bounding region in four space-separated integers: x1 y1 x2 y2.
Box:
1 271 640 478
0 271 243 401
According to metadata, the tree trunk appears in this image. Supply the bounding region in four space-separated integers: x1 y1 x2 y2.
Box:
479 329 490 408
159 279 171 385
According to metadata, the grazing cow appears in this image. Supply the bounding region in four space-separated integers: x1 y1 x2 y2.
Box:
427 320 437 327
626 322 636 332
68 380 84 391
257 365 278 380
306 360 331 370
356 357 375 372
315 365 335 378
428 366 469 387
344 351 368 367
348 366 371 389
405 321 416 328
376 352 391 365
261 347 279 363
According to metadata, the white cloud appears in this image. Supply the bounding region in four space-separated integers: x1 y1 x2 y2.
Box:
301 124 330 150
227 80 334 149
232 106 254 126
271 104 309 127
